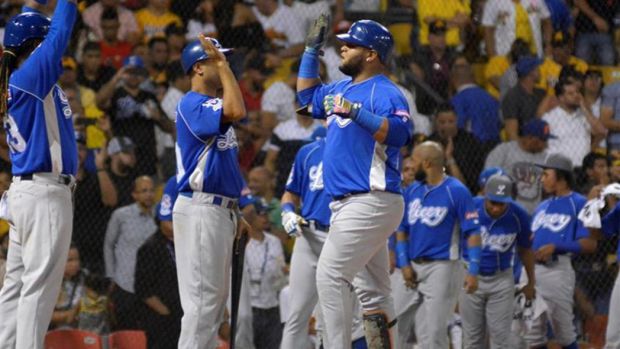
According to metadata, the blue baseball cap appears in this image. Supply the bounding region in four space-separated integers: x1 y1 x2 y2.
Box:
521 119 555 141
516 56 543 78
478 167 506 189
157 176 179 222
485 174 514 203
123 55 146 69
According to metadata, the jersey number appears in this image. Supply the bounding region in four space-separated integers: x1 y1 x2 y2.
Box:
3 115 26 153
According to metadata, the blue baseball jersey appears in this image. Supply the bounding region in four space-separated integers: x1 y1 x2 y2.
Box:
4 0 78 176
398 176 481 260
175 91 244 198
463 197 532 274
158 176 179 221
601 202 620 261
309 75 413 198
285 138 331 227
531 192 590 252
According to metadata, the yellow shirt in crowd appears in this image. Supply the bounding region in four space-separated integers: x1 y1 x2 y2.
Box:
417 0 470 47
135 9 182 40
514 2 536 53
537 56 589 94
484 55 510 99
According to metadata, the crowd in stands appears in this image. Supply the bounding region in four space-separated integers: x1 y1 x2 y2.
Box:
0 0 619 347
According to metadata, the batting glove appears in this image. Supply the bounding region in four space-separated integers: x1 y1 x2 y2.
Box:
305 13 330 54
324 94 361 119
281 211 306 237
602 183 620 198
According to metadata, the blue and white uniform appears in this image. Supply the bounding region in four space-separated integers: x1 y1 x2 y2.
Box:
397 176 481 348
172 90 243 349
524 192 590 347
303 73 412 348
459 197 532 349
0 1 78 348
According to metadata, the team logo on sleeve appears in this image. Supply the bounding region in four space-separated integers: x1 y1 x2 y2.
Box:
407 199 448 226
531 211 571 232
159 194 172 216
216 127 238 150
309 162 324 191
203 98 223 112
395 110 410 122
480 226 517 252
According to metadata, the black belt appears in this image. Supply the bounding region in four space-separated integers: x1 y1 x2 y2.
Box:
20 173 73 186
412 257 437 264
478 267 511 277
307 220 330 232
333 191 370 201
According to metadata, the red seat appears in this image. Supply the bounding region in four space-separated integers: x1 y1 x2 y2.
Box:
45 329 103 349
108 330 147 349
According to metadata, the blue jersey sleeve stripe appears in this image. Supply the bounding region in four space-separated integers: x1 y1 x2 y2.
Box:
9 84 44 103
177 107 211 144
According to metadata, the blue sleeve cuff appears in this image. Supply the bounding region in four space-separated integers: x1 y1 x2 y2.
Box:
352 106 383 135
281 202 296 213
555 241 582 254
468 245 482 276
395 240 409 268
297 86 318 108
299 49 320 79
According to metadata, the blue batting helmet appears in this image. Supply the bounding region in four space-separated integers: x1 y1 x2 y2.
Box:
181 38 232 73
336 19 394 63
3 12 51 49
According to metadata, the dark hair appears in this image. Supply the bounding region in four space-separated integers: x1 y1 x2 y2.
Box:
148 37 168 49
558 65 584 85
434 103 455 116
100 7 119 21
84 273 110 295
165 24 185 37
554 78 578 97
582 152 608 170
509 39 531 63
554 168 574 188
82 41 101 54
0 38 41 121
166 60 185 83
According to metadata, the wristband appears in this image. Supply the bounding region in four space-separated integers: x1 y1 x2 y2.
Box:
395 240 409 268
299 49 320 79
555 241 582 254
34 0 47 4
281 202 295 213
468 245 482 276
350 105 383 135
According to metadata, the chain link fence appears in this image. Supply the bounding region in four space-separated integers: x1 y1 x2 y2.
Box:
0 0 619 348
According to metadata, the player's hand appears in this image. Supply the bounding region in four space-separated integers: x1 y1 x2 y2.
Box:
593 16 609 33
281 211 306 237
94 147 108 171
198 33 226 64
401 265 418 289
305 13 330 53
535 244 556 262
521 282 536 301
463 274 478 294
324 94 359 119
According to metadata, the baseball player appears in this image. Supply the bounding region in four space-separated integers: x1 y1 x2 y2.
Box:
459 174 536 349
296 15 413 348
173 35 250 349
395 141 482 349
524 153 597 349
280 128 366 348
0 0 79 348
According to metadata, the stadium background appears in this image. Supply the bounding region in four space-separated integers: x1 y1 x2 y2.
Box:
0 0 618 348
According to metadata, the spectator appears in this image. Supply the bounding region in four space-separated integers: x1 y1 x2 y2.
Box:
72 133 119 273
106 136 140 206
252 0 305 62
411 19 456 115
501 56 547 140
239 53 271 114
484 38 531 99
82 0 140 44
543 79 607 167
482 0 552 58
209 0 266 52
165 24 186 62
537 31 589 94
247 167 287 245
583 69 605 149
599 80 620 154
574 0 619 65
244 200 286 349
104 176 157 330
135 0 183 40
77 273 111 334
265 111 321 196
135 177 182 349
96 55 174 176
50 245 85 330
576 152 610 194
78 42 116 92
158 62 188 179
284 0 330 34
99 7 133 69
484 119 552 213
185 0 217 40
417 0 471 49
450 57 501 152
545 0 574 33
428 104 485 192
402 156 415 188
147 37 170 87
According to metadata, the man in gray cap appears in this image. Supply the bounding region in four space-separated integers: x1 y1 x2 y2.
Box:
459 174 536 349
523 153 597 349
